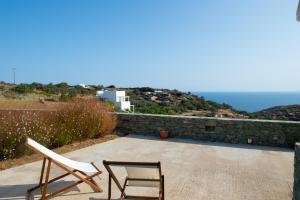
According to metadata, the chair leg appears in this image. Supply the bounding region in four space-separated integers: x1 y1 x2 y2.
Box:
27 159 103 200
28 158 47 200
72 170 102 193
108 174 112 200
41 159 52 200
120 178 128 200
45 172 100 199
53 160 102 193
78 171 102 192
28 170 74 196
161 175 164 200
39 158 47 187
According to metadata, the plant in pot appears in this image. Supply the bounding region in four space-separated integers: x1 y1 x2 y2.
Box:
160 129 169 139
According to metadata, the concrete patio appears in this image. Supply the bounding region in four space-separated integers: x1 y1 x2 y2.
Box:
0 135 294 200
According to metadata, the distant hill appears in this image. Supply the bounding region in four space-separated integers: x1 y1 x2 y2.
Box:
0 81 101 101
253 105 300 121
3 82 300 121
124 87 248 118
0 82 248 118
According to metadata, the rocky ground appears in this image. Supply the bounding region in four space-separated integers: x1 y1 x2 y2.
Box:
254 105 300 121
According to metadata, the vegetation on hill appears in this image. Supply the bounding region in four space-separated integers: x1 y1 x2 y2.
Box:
126 87 246 117
1 81 300 120
251 105 300 121
0 82 248 117
0 81 103 101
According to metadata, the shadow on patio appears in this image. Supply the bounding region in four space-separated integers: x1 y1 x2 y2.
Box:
0 181 80 200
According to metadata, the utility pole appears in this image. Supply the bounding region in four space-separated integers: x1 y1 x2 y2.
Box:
12 68 16 84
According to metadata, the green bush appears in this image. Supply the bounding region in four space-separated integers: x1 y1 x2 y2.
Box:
134 101 175 115
59 91 76 101
13 84 34 93
11 82 97 97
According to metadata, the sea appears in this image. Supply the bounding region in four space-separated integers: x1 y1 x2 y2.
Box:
193 92 300 113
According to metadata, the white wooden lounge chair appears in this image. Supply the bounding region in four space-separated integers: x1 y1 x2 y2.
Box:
103 160 164 200
25 137 103 200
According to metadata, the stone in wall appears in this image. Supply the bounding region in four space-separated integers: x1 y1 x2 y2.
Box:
116 113 300 148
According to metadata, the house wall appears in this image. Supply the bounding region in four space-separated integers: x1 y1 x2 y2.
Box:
115 91 126 102
96 91 126 102
118 101 131 111
97 91 117 101
116 113 300 148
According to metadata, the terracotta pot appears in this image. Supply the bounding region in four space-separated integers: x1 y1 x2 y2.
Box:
160 130 169 139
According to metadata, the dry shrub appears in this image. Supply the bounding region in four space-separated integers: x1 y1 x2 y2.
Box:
0 99 116 160
51 99 117 147
0 110 54 160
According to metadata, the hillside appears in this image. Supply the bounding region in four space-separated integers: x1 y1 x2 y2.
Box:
3 82 300 121
123 87 248 118
253 105 300 121
0 82 248 118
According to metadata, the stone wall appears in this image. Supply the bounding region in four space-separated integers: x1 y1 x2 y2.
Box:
294 143 300 200
116 113 300 148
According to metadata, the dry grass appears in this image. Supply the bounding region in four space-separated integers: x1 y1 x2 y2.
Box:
50 99 117 146
0 99 64 110
0 134 119 170
0 99 117 160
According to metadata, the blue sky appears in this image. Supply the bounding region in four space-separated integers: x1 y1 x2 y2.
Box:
0 0 299 92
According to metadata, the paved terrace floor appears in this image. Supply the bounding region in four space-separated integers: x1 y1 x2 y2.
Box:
0 135 294 200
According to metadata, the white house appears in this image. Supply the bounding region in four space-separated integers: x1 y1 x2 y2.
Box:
79 84 90 89
96 90 134 112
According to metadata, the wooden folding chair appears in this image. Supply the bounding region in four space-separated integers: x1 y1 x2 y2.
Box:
25 137 103 200
103 160 164 200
